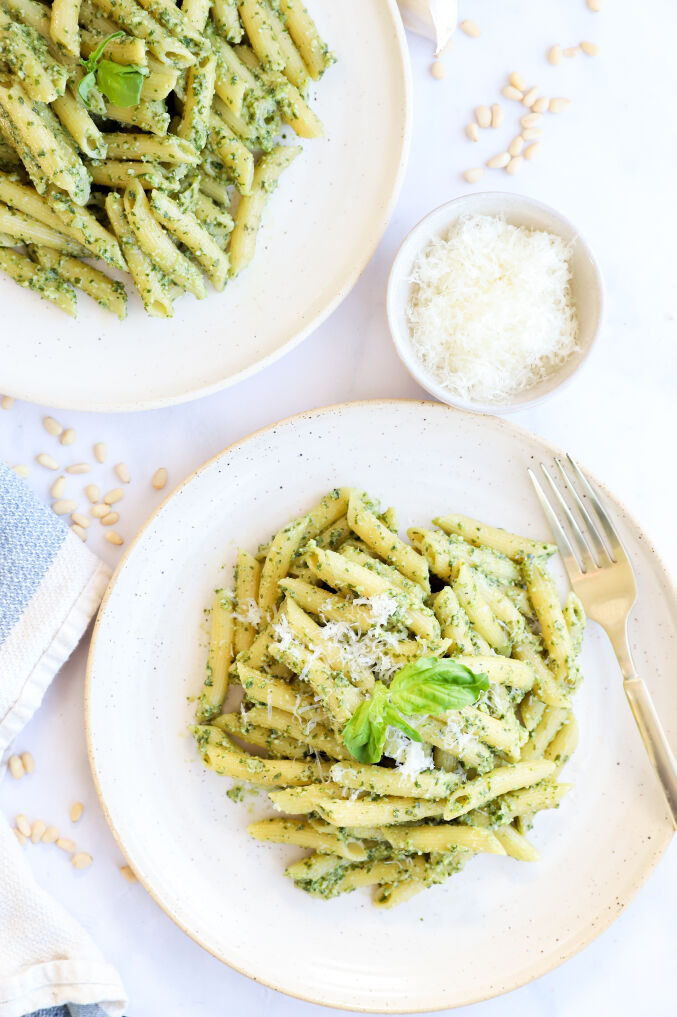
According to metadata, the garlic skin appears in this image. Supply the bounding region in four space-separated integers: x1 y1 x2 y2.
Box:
398 0 458 55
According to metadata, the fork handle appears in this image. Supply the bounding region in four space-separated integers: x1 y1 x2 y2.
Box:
624 677 677 828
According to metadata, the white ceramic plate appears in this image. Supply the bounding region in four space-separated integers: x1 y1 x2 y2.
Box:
86 401 676 1012
2 3 411 412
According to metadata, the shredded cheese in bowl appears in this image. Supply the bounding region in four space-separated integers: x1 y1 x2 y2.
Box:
406 214 579 404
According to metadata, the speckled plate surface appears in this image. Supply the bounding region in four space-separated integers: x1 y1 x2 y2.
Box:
86 401 676 1012
1 2 411 412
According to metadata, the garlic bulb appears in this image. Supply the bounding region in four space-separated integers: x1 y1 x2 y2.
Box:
397 0 458 55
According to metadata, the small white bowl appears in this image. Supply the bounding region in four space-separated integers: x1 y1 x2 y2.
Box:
386 192 604 414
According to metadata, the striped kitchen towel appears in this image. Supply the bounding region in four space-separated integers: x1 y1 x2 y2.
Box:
0 462 126 1017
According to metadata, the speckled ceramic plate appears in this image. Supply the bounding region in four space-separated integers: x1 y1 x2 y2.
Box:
1 2 411 412
85 401 676 1012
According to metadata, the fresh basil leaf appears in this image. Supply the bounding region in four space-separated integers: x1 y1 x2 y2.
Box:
382 702 422 743
85 29 125 69
77 70 97 109
342 700 381 764
390 656 489 715
96 60 148 107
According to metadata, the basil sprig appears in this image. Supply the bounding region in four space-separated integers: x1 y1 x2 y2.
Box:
342 657 490 765
78 31 149 109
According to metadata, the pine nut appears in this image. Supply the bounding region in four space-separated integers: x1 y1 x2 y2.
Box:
524 142 542 160
430 60 445 80
486 152 510 169
94 442 107 463
506 156 524 175
21 751 35 774
43 416 62 436
152 467 168 491
71 513 90 528
12 465 30 478
101 511 120 526
508 136 524 157
564 46 580 57
9 754 24 779
475 105 491 128
548 45 563 65
522 86 539 108
66 463 90 475
70 802 84 823
463 167 485 183
521 127 543 140
521 112 543 128
115 462 131 484
490 103 503 128
587 0 602 10
549 97 570 113
91 503 109 518
502 85 523 101
72 852 93 869
105 530 124 546
53 499 77 516
37 453 59 471
1 395 14 410
85 484 100 503
509 72 527 91
121 865 138 883
56 837 76 852
31 819 46 843
460 19 481 37
104 488 124 505
531 96 549 113
71 524 87 542
60 428 76 446
581 40 599 55
14 829 27 846
465 123 480 142
51 476 66 498
42 825 59 844
16 815 30 836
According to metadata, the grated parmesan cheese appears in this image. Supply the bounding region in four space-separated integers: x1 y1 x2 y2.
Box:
406 214 579 403
384 727 434 777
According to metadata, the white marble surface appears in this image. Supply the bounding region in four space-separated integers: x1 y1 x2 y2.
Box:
1 0 676 1014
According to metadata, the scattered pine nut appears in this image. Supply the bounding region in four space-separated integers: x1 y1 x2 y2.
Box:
581 40 599 55
71 512 90 529
94 442 107 464
463 167 485 183
465 123 480 142
490 103 503 128
105 530 124 546
564 46 580 58
104 487 124 505
91 503 109 518
86 484 100 503
475 105 491 128
152 468 168 491
43 416 62 436
548 45 563 65
114 462 131 484
524 142 542 160
53 499 77 516
522 86 539 108
460 19 481 37
60 428 76 446
508 136 524 157
72 852 93 870
8 754 25 779
522 127 543 140
531 96 549 114
121 864 138 883
16 814 30 837
12 465 30 478
66 463 90 475
587 0 602 10
51 476 66 498
21 751 35 774
509 72 527 91
70 802 84 823
56 837 76 852
506 156 524 175
14 828 27 846
71 524 87 542
521 112 543 128
549 97 570 113
42 825 59 844
101 511 120 526
1 395 14 410
502 85 523 101
31 819 46 843
37 453 59 471
486 152 510 169
430 60 445 80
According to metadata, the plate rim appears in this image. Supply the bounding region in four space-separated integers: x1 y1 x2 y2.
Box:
84 398 677 1012
5 0 413 414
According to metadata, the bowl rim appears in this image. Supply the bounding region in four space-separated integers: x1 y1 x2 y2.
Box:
385 191 605 415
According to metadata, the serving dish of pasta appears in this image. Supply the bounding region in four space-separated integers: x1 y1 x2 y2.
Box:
86 401 677 1011
0 0 411 410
